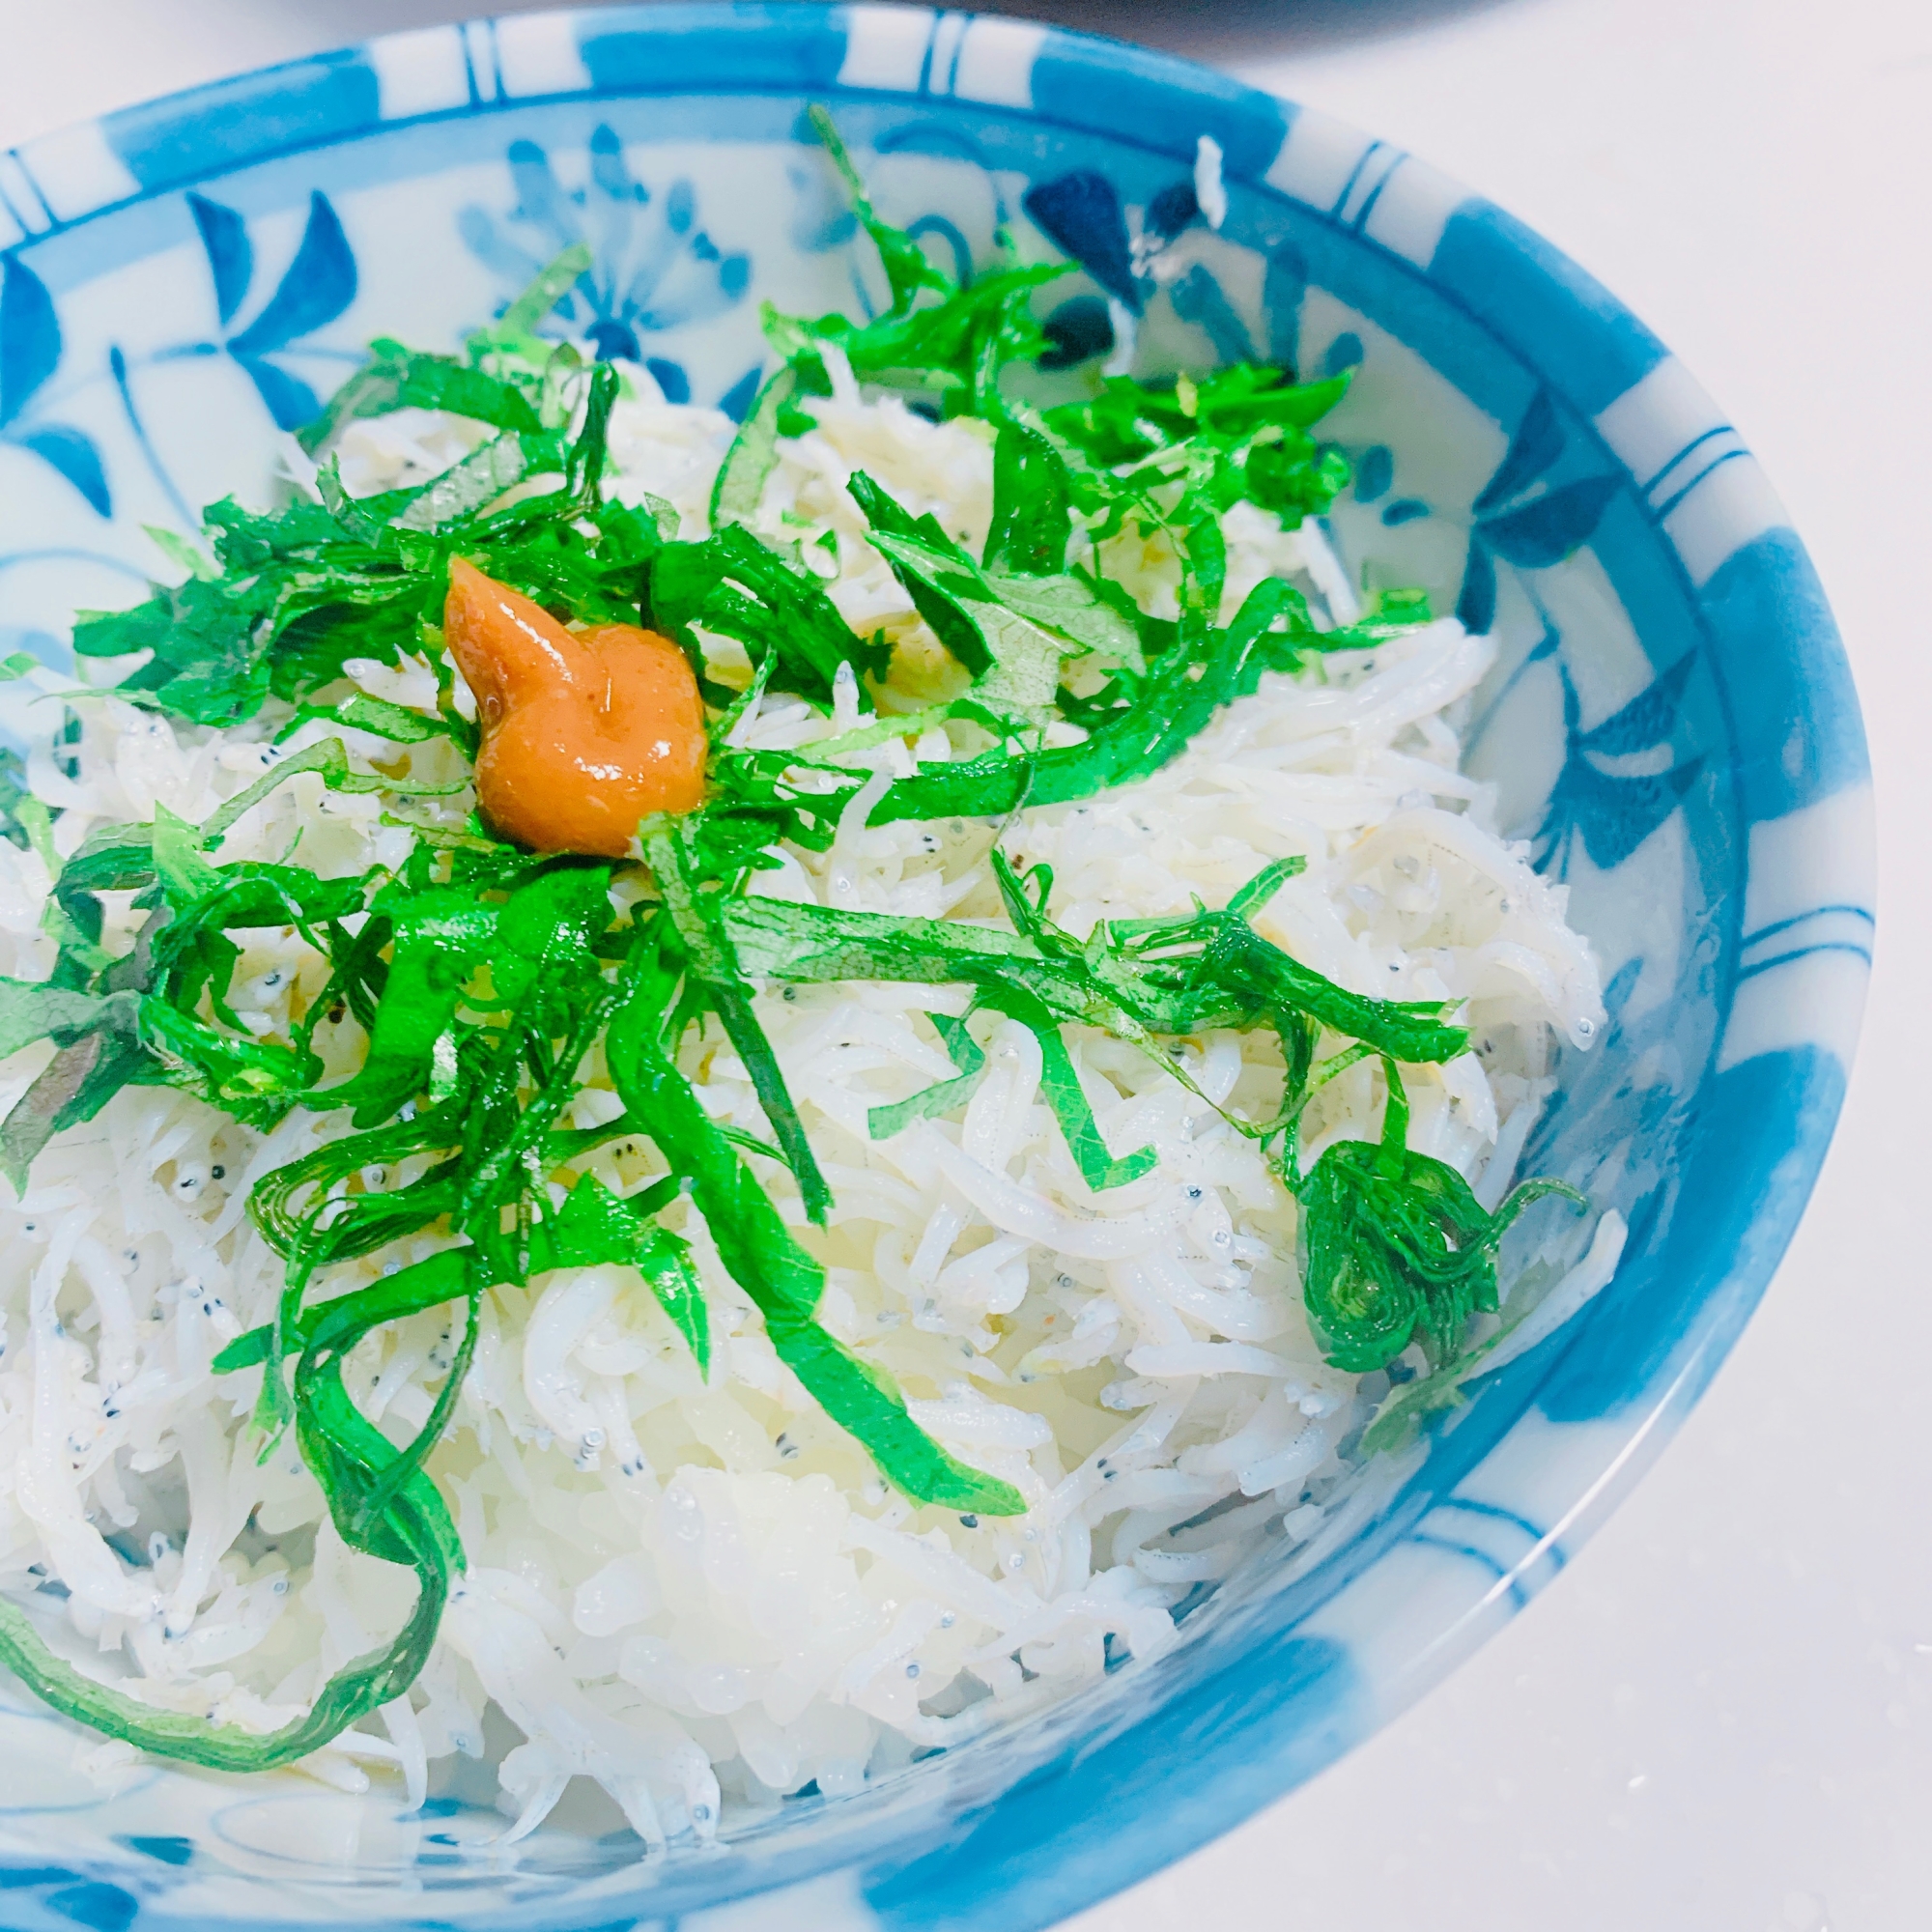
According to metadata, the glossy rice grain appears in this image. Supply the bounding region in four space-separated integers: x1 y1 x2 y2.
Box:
442 555 706 855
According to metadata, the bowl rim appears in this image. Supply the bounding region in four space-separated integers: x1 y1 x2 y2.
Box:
0 6 1873 1929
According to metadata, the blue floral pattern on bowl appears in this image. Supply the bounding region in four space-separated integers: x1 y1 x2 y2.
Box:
461 123 752 397
0 8 1871 1930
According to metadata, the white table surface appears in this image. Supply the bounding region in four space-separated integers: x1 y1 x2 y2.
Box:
0 2 1922 1927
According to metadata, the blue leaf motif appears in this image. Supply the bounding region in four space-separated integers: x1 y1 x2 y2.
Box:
1573 952 1668 1067
633 246 750 332
1263 241 1307 372
1144 180 1199 243
788 154 858 254
226 191 356 358
612 182 695 316
14 423 110 515
0 257 60 429
43 1881 139 1932
120 1836 194 1867
506 140 582 257
587 318 640 362
1474 386 1563 515
718 365 761 421
1168 265 1255 364
186 191 253 327
1353 445 1393 504
458 204 543 292
1456 533 1496 635
234 355 321 433
467 136 748 350
583 128 641 283
645 356 690 405
1380 497 1429 527
0 1867 85 1889
588 123 640 204
1479 474 1620 569
1576 650 1695 756
1536 662 1705 871
1543 750 1705 871
1038 295 1114 371
1321 332 1364 378
1600 953 1643 1023
1021 171 1136 311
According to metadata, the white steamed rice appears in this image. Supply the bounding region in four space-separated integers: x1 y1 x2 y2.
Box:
0 363 1611 1844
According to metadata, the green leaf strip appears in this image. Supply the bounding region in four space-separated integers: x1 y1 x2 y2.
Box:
867 1009 988 1140
606 919 1025 1516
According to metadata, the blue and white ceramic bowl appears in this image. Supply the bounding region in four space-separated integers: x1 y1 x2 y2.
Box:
0 7 1872 1928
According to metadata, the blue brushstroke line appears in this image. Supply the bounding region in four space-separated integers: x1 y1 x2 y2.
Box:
109 344 197 530
1461 610 1561 764
1432 1497 1565 1570
6 153 56 231
1351 151 1402 233
1650 446 1747 526
1407 1532 1531 1609
906 213 972 288
465 21 490 108
1741 904 1875 949
874 121 1011 229
1328 140 1381 222
914 15 937 99
1736 941 1873 981
0 547 146 581
1407 1534 1510 1580
1638 422 1732 496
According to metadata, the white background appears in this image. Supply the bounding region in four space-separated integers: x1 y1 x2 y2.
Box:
0 2 1922 1928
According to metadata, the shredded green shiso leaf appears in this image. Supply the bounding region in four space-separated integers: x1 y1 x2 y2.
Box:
0 114 1579 1769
